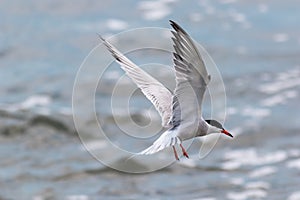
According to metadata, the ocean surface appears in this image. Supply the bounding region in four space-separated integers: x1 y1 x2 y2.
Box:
1 0 300 199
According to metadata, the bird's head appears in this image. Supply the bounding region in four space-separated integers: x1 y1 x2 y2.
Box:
205 119 233 138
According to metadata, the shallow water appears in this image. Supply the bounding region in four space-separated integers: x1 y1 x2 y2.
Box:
1 0 300 199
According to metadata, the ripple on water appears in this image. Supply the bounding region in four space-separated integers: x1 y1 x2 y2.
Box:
288 191 300 200
229 177 244 185
259 67 300 95
249 166 277 178
244 181 270 190
272 33 289 43
66 195 89 200
137 0 174 21
227 189 267 200
286 158 300 170
222 148 287 170
106 19 128 31
260 90 298 107
4 95 52 113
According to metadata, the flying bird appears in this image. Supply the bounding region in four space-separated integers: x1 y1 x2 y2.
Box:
100 20 233 161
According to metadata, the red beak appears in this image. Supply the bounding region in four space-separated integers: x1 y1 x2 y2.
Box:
221 129 233 138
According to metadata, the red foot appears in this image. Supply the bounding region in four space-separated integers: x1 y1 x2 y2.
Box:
180 144 189 158
183 151 189 158
172 146 179 161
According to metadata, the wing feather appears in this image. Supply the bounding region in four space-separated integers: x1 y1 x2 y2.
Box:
100 36 173 127
169 20 211 139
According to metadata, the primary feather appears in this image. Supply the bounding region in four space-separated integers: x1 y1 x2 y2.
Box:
100 36 173 127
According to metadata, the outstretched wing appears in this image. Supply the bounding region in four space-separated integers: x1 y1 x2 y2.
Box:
100 36 173 127
139 21 212 156
169 20 211 136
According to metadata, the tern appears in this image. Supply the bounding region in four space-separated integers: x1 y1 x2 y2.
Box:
100 20 233 161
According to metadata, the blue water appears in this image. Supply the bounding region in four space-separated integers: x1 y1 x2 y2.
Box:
1 0 300 199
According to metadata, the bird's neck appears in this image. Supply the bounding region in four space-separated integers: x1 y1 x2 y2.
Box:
197 120 210 136
207 125 220 135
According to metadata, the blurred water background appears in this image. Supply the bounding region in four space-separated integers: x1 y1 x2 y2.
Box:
1 0 300 199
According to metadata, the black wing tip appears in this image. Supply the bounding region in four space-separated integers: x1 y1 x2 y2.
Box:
173 52 183 61
169 20 187 35
97 33 105 41
205 119 224 129
97 35 121 62
169 19 175 24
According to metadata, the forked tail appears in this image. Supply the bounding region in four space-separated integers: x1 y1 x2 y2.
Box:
139 130 181 155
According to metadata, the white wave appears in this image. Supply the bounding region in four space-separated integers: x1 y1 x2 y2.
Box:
241 107 271 118
205 6 215 15
245 181 270 190
142 7 170 21
249 166 277 178
222 148 287 170
222 161 242 170
219 0 237 4
6 95 52 112
36 107 51 116
261 73 271 81
288 192 300 200
229 177 244 185
226 8 251 29
67 195 89 200
258 4 269 13
259 151 288 164
236 46 248 55
59 107 73 115
286 158 300 170
224 148 256 160
198 0 216 15
260 79 300 94
189 13 203 22
104 70 121 80
221 22 232 31
137 0 175 21
106 19 128 31
82 140 108 151
227 107 237 115
230 11 246 23
227 189 267 200
33 196 46 200
273 33 289 43
259 67 300 94
288 149 300 157
261 90 298 107
19 95 51 109
179 158 197 168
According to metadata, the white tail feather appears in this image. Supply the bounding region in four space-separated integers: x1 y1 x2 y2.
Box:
139 130 181 155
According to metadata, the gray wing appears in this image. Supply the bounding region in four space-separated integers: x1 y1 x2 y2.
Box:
169 20 211 134
100 36 173 127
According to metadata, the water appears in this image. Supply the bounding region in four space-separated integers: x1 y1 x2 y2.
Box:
1 0 300 199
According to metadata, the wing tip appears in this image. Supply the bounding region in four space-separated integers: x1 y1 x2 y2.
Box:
169 20 187 35
97 33 105 42
98 35 123 62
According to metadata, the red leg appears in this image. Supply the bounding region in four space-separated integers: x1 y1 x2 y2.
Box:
172 146 179 161
180 144 189 158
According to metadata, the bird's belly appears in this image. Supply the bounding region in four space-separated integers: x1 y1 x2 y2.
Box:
177 123 207 141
